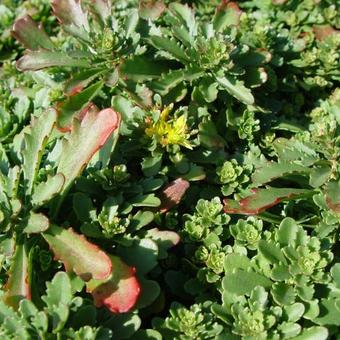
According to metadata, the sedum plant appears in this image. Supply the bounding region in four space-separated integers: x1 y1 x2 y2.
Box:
1 0 339 338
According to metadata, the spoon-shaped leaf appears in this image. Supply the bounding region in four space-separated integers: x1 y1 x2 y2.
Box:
86 256 140 313
4 243 30 310
43 225 112 281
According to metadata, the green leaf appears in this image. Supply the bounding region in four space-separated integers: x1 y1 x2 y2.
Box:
103 313 141 339
285 303 305 323
73 192 96 222
331 263 340 289
42 271 72 333
314 299 340 326
42 272 72 309
145 228 180 259
57 107 120 195
117 238 159 275
271 282 295 305
4 243 30 310
258 240 287 264
64 69 105 95
168 3 196 34
150 70 185 95
31 173 65 208
17 50 91 71
224 253 252 273
22 108 57 195
213 1 242 32
130 194 161 207
12 15 54 50
150 36 189 62
121 56 169 82
135 279 160 309
57 81 104 130
292 327 328 340
23 212 49 234
216 76 254 105
42 225 112 281
309 165 332 188
224 188 311 215
130 329 162 340
277 218 300 246
252 162 309 187
223 269 272 295
198 118 226 150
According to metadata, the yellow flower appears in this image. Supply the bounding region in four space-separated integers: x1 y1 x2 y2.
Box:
145 106 193 149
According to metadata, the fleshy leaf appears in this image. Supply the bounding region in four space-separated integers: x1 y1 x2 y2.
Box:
216 75 254 105
31 173 65 208
42 225 112 281
23 212 50 234
292 327 328 340
224 188 310 215
22 108 57 195
57 107 120 194
91 0 112 24
223 269 272 295
252 162 309 187
324 180 340 213
12 15 54 50
159 178 190 213
42 271 72 308
57 81 104 130
213 1 242 32
139 0 165 20
86 256 140 313
17 50 91 71
4 243 31 309
52 0 89 31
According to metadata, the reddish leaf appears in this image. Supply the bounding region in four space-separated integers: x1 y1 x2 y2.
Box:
324 181 340 213
86 256 141 313
159 178 189 213
12 15 54 50
139 0 166 20
16 50 91 71
224 188 310 215
52 0 89 30
313 25 339 41
4 243 31 310
43 225 112 281
91 0 112 24
57 107 120 193
214 1 242 31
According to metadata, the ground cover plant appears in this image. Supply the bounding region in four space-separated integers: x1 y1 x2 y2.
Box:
0 0 339 338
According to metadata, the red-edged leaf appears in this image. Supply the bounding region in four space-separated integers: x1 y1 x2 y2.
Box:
91 0 112 24
57 81 104 130
12 15 54 50
16 50 91 71
224 188 310 215
324 181 340 213
139 0 166 20
42 225 112 281
159 178 189 213
52 0 89 30
4 243 31 309
214 1 242 32
86 256 140 313
57 107 120 193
